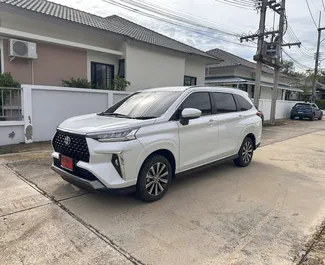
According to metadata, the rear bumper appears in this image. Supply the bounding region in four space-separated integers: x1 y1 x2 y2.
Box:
291 112 313 118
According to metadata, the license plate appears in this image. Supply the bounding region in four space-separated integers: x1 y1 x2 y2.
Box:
61 155 73 171
298 112 303 114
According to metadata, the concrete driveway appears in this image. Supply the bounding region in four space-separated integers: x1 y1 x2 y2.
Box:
1 119 325 265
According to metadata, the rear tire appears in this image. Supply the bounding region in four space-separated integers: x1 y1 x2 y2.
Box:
233 137 254 167
136 155 172 202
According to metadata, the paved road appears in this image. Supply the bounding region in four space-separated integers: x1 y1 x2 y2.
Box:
1 119 325 265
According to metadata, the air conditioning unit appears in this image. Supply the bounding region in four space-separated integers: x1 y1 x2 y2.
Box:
8 39 38 59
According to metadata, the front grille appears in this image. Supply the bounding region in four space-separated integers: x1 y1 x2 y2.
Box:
52 130 90 162
53 158 97 181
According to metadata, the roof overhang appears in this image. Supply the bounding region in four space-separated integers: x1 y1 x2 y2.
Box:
205 76 304 92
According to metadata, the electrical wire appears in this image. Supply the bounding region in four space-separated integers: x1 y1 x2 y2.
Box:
283 49 312 70
322 0 325 12
214 0 256 10
310 0 321 11
305 0 318 29
116 0 242 36
101 0 258 48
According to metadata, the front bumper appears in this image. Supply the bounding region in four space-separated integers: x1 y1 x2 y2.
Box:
52 165 105 191
51 136 148 190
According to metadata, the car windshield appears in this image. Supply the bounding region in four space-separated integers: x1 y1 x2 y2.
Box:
100 91 182 119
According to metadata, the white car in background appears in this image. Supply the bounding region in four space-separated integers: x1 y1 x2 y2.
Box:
51 86 262 202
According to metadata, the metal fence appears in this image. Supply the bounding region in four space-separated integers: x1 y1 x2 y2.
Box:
0 87 23 121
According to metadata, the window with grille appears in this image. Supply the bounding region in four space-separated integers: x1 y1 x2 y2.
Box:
91 62 114 89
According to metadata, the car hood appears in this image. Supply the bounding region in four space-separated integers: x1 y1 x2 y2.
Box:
57 113 156 134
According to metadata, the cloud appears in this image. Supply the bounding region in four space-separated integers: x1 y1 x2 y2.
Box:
51 0 317 69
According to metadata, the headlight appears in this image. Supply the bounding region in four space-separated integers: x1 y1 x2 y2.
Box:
87 128 139 142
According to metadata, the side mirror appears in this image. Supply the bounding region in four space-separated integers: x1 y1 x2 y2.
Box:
180 108 202 125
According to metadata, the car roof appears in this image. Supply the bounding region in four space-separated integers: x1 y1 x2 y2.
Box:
140 86 249 96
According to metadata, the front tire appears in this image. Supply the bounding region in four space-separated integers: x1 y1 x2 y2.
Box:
234 137 254 167
136 155 172 202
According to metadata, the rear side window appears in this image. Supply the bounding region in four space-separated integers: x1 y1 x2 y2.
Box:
213 93 237 113
181 92 212 116
234 94 253 111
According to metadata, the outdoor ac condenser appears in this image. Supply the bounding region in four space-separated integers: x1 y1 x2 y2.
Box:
8 39 38 59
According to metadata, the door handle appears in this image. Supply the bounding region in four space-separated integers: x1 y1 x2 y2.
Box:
208 119 217 125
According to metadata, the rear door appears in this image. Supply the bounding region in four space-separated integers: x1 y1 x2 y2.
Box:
212 92 241 158
177 92 219 171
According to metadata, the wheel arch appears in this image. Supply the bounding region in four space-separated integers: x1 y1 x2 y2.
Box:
139 149 177 179
245 133 257 149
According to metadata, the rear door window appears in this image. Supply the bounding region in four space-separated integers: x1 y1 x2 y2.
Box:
234 94 253 111
212 93 237 113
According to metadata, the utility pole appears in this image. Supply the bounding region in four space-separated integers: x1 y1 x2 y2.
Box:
254 0 268 109
241 0 301 124
312 12 322 103
270 0 286 124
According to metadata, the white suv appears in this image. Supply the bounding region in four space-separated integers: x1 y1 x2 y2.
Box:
51 86 262 202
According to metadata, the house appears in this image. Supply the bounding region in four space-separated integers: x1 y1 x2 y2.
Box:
205 48 303 100
0 0 221 91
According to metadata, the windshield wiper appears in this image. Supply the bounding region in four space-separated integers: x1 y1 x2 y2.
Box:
133 116 157 120
97 112 132 119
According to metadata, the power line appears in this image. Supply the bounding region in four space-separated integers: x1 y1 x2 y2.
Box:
117 0 242 36
305 0 318 28
101 0 257 48
310 0 321 11
214 0 256 10
322 0 325 12
283 49 312 70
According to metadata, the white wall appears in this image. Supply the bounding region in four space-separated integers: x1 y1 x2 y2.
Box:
23 85 130 143
0 85 301 146
0 122 24 146
259 99 299 121
125 43 185 91
184 57 206 85
87 51 120 82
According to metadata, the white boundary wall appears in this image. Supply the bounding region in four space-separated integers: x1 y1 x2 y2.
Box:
0 85 300 146
0 85 130 146
258 99 299 121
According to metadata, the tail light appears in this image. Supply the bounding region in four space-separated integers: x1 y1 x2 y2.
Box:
256 111 262 118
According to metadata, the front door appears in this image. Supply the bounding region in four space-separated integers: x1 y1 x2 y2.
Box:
178 92 219 171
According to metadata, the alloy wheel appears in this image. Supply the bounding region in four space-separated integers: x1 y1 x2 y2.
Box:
242 141 253 164
145 162 169 196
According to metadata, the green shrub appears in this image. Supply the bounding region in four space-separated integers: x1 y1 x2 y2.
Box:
316 100 325 109
112 75 130 91
61 77 92 88
0 72 21 88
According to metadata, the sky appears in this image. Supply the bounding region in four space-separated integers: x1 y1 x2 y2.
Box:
50 0 322 72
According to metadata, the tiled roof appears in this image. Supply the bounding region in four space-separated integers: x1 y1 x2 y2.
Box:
0 0 216 59
207 48 274 74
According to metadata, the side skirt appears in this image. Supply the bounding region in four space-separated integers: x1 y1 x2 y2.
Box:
175 155 239 178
